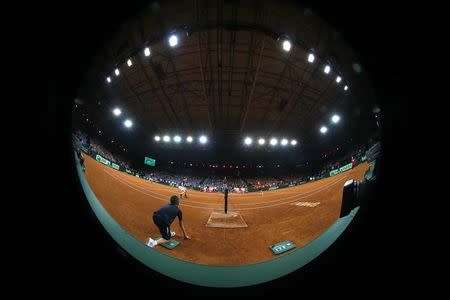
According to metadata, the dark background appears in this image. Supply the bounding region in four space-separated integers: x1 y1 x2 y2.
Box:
22 0 435 296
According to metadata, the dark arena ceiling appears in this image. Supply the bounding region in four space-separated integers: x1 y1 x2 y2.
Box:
74 0 379 160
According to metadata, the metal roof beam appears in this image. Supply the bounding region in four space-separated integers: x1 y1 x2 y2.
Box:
240 35 266 133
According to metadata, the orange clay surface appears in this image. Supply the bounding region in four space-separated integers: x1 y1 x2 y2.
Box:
83 154 368 266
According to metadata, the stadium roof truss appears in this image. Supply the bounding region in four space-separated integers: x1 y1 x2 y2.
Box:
78 0 376 142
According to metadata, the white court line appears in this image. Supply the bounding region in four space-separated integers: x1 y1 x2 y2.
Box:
103 171 220 210
118 168 332 198
105 169 344 206
103 169 348 211
105 169 346 208
122 174 306 198
234 178 347 210
105 168 345 207
105 169 347 210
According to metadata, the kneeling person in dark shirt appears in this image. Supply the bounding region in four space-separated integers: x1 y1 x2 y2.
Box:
147 195 190 248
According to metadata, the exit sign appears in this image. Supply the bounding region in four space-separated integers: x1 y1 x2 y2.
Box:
269 241 296 255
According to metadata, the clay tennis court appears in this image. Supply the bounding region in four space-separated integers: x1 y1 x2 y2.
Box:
82 154 369 266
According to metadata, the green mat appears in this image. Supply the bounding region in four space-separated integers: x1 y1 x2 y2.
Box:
153 236 180 249
269 241 296 255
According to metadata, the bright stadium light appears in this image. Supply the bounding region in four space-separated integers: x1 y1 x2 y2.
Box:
199 135 208 144
270 138 278 146
163 135 170 142
124 119 133 128
169 34 178 47
320 126 328 134
324 65 331 74
113 108 122 116
331 114 340 123
144 47 151 56
186 136 193 143
114 68 120 76
282 40 291 52
281 138 288 146
344 85 349 91
244 137 252 145
336 76 342 83
106 76 111 83
291 139 297 146
127 59 132 67
154 135 161 142
307 53 315 63
174 135 182 143
258 138 265 145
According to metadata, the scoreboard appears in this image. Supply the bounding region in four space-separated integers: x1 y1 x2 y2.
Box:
144 157 156 166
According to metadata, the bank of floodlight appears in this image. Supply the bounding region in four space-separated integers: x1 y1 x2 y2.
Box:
124 119 133 128
331 114 340 124
113 108 121 116
282 40 291 52
169 34 178 47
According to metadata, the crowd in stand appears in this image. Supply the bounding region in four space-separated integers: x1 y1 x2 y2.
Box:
146 171 204 188
73 129 369 193
72 130 88 148
95 145 130 169
279 174 307 186
200 176 226 192
225 177 247 190
198 176 248 192
72 130 131 169
90 140 116 162
246 177 283 188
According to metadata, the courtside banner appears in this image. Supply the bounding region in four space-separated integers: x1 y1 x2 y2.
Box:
95 154 111 166
112 163 120 170
339 163 353 172
330 169 340 176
